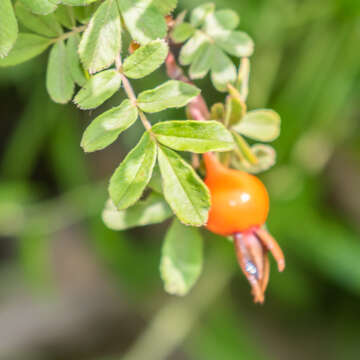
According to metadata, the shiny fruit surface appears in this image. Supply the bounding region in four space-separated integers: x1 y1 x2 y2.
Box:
204 153 269 236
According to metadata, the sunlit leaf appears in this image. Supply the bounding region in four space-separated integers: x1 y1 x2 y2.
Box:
179 31 209 66
81 99 138 152
189 43 214 79
118 0 167 45
213 9 240 30
109 132 157 210
61 0 98 5
214 31 254 58
54 5 75 29
46 40 75 103
152 0 177 15
171 22 195 43
74 69 122 109
15 2 63 38
102 192 172 230
0 0 18 58
160 219 203 296
190 3 215 27
224 96 246 126
211 47 237 92
152 120 234 153
79 0 121 73
233 109 281 142
232 131 258 165
137 80 200 113
123 40 168 79
157 145 210 226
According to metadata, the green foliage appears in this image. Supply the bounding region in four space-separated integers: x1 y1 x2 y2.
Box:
233 109 281 142
176 3 253 91
18 0 57 15
137 80 200 113
0 0 18 58
157 145 210 226
152 120 234 153
152 0 178 15
123 40 169 79
0 34 51 67
66 34 87 86
109 132 157 210
74 69 122 109
15 2 63 38
102 193 172 230
46 40 75 104
160 219 203 295
81 99 138 152
79 0 122 73
54 5 76 29
118 0 167 45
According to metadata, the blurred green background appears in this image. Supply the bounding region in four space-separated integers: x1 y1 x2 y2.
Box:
1 0 360 359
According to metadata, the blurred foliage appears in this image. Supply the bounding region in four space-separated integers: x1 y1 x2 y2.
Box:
0 0 360 359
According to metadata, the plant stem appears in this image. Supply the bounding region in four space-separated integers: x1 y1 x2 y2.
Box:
51 25 86 44
115 55 152 131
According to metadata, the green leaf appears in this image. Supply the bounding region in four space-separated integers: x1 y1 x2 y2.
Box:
214 31 254 58
79 0 121 73
102 192 172 230
233 109 281 142
152 120 234 153
189 42 214 79
54 5 75 29
224 96 246 126
109 132 157 210
211 47 237 92
232 131 258 165
171 22 195 43
137 80 200 113
61 0 98 5
190 3 215 27
148 163 162 193
66 34 87 86
73 3 99 24
74 69 122 109
18 0 57 15
157 145 210 226
249 144 276 173
81 99 138 152
213 9 240 30
123 40 168 79
15 2 63 38
152 0 177 15
46 40 75 104
118 0 167 45
160 219 203 296
0 34 51 67
0 0 18 58
179 31 209 66
210 103 225 122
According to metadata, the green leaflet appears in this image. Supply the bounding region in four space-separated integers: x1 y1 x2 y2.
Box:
15 2 63 38
152 120 234 153
160 219 203 296
109 132 157 210
190 3 215 27
46 40 75 104
81 99 138 152
18 0 57 15
66 34 87 86
233 109 281 142
211 46 237 92
79 0 121 73
214 31 254 58
102 192 172 230
74 69 122 110
0 0 18 58
157 145 210 226
171 23 196 44
61 0 98 5
123 40 169 79
179 31 209 66
73 3 99 24
152 0 178 15
118 0 167 45
189 42 214 79
212 9 240 30
54 5 75 29
0 34 51 67
137 80 200 113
